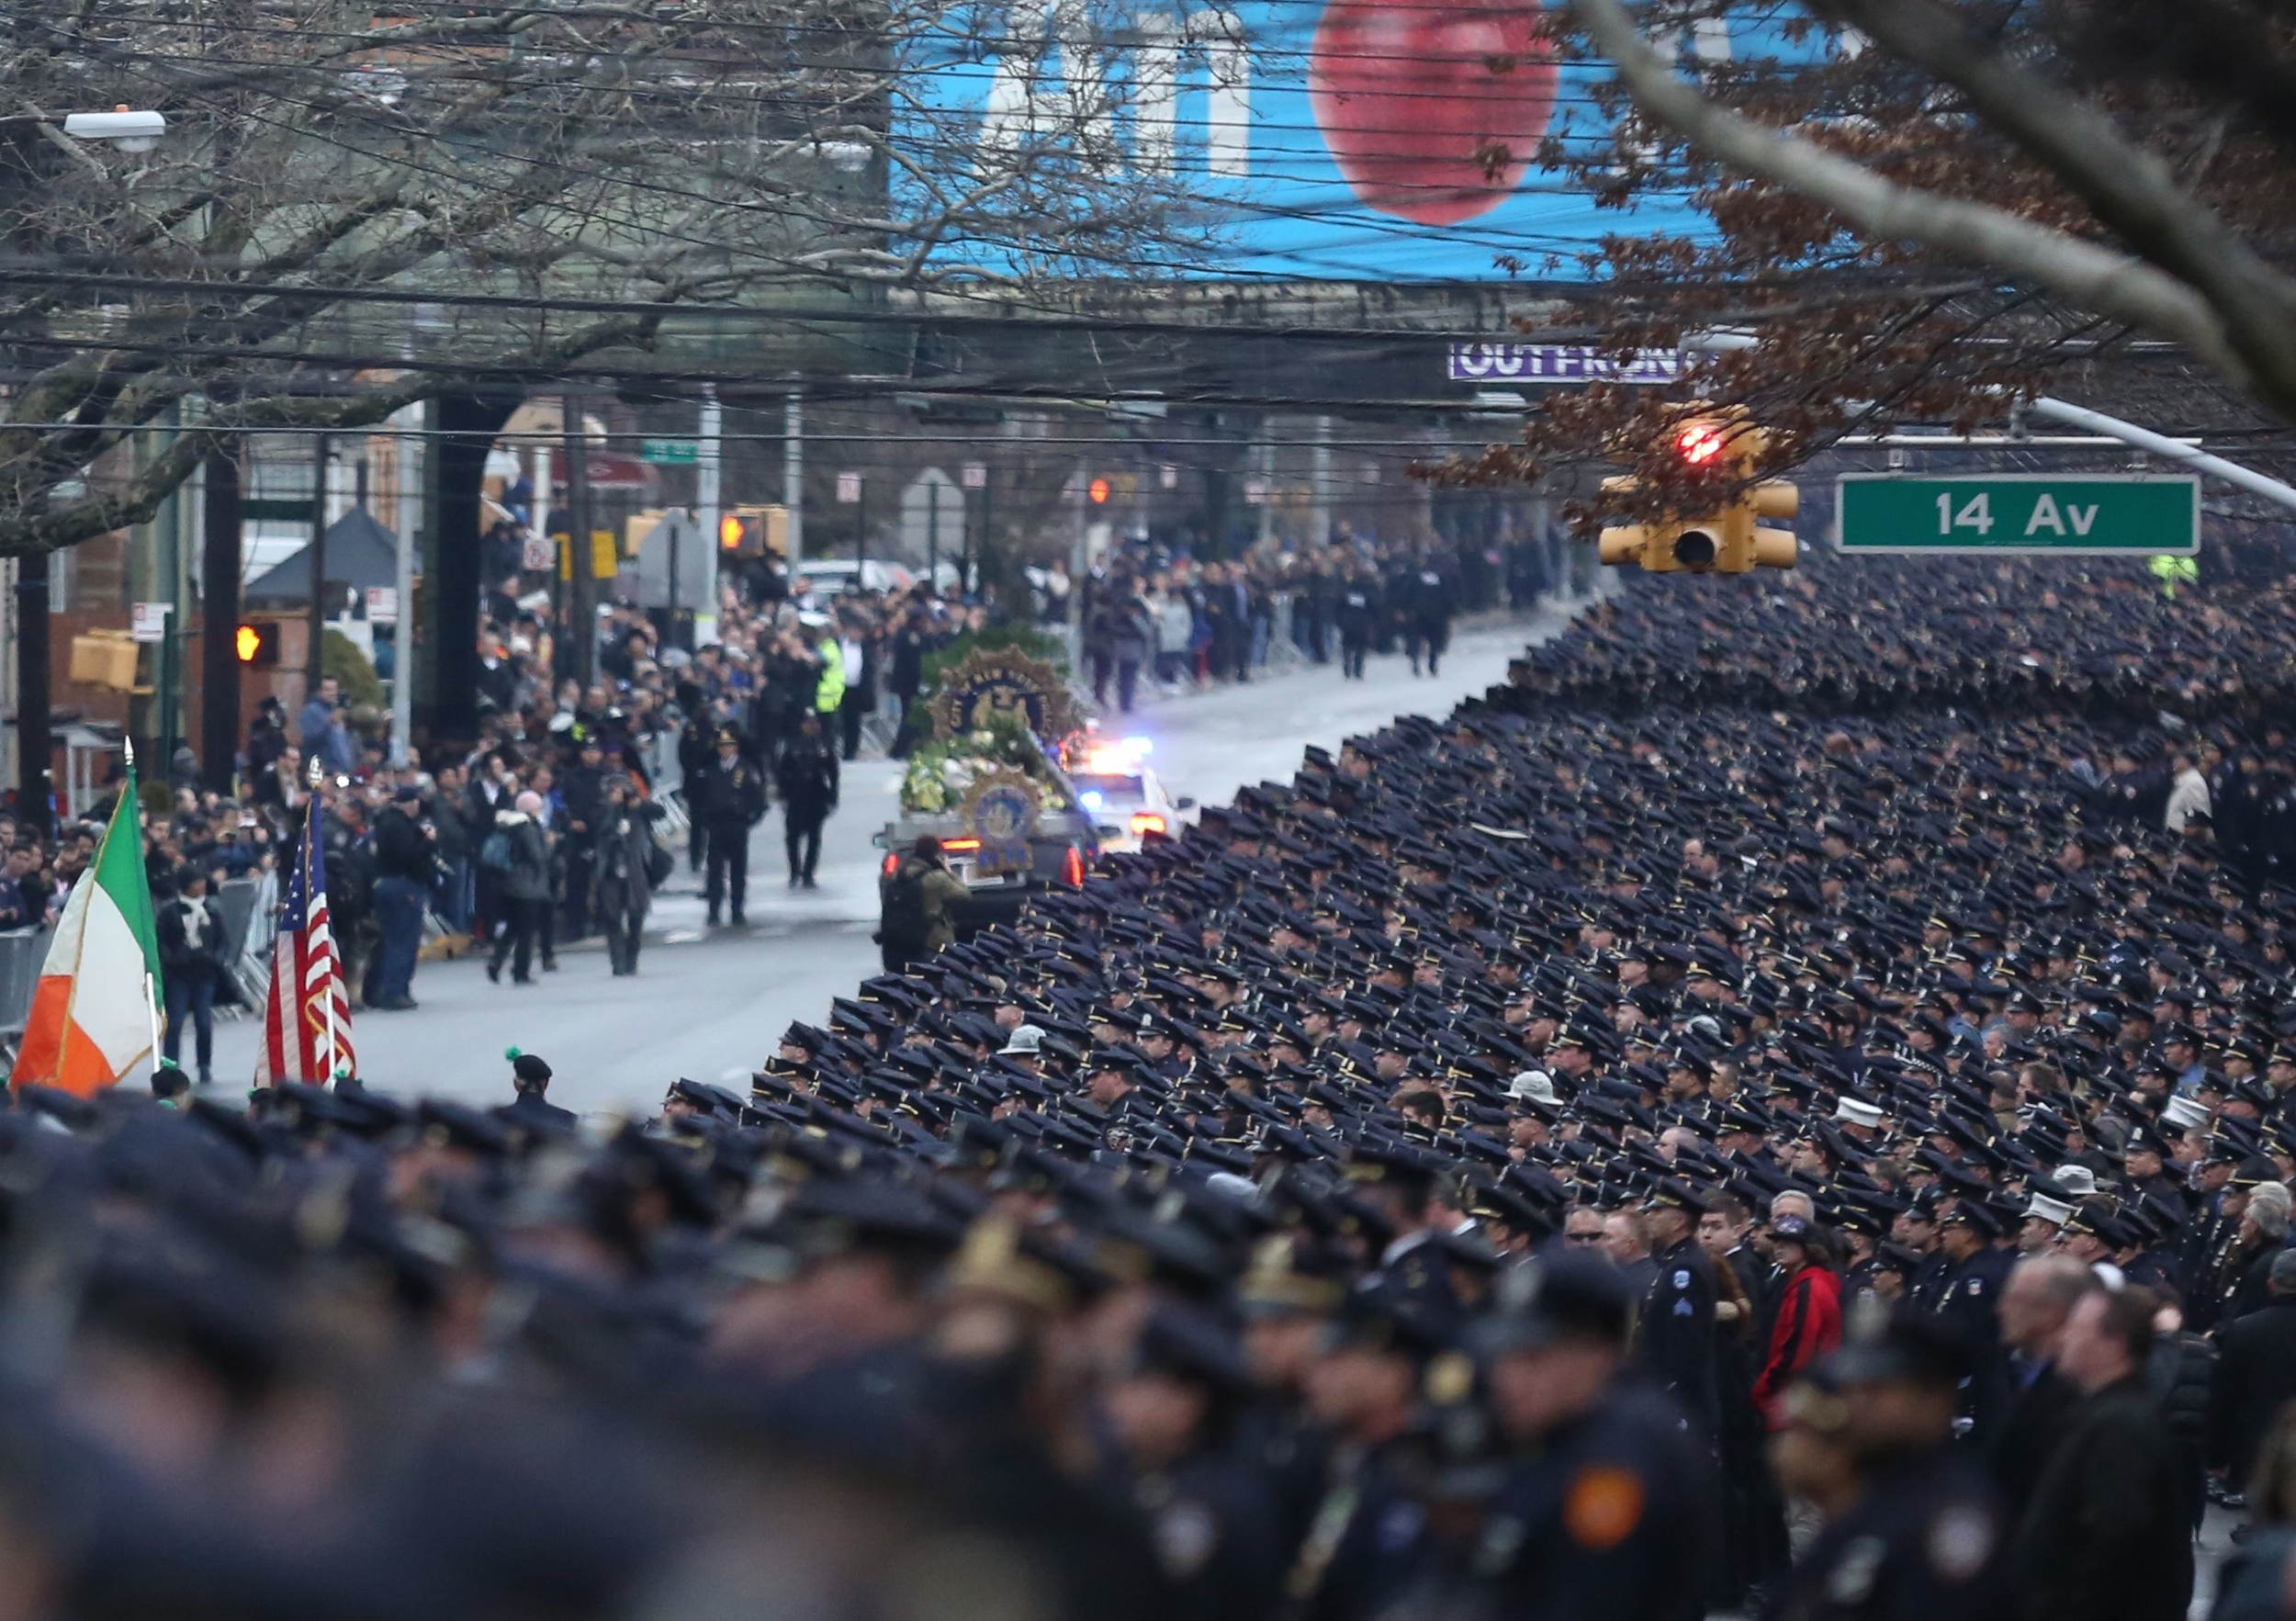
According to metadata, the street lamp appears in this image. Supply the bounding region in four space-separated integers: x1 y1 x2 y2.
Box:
60 108 166 152
13 104 168 834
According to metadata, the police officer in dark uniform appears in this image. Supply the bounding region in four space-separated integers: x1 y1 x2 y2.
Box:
1901 1196 1954 1312
1102 1306 1285 1621
1282 1282 1442 1621
1465 1252 1716 1621
1637 1177 1722 1438
1762 1310 2009 1621
1402 548 1458 677
498 1049 578 1133
1335 566 1380 681
1930 1201 2011 1441
692 724 766 926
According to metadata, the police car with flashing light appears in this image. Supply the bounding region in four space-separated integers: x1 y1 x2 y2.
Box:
1069 737 1194 854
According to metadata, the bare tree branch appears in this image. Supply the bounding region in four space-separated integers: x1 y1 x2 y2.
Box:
1567 0 2252 393
1820 0 2296 411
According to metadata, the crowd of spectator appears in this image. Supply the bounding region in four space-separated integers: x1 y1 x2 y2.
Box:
1074 527 1558 712
5 523 1545 1078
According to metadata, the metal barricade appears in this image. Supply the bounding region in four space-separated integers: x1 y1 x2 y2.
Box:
216 872 276 1013
645 727 683 798
0 928 49 1033
0 927 51 1074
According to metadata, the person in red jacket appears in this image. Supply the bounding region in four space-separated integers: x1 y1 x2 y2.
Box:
1753 1215 1844 1427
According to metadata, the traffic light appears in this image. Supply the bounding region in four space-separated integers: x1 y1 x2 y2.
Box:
1087 477 1111 505
234 621 281 667
1598 410 1799 573
716 505 788 558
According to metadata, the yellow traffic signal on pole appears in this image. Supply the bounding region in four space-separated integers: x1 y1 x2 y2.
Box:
1598 409 1798 573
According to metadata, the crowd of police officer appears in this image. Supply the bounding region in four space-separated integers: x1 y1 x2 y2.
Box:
3 546 2296 1619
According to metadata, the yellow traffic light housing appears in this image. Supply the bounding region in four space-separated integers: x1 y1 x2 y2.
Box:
1599 410 1798 573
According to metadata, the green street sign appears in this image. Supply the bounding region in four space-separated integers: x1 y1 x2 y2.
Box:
1836 474 2199 555
640 438 700 465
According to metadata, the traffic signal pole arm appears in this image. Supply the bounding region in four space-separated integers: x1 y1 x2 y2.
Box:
2029 399 2296 516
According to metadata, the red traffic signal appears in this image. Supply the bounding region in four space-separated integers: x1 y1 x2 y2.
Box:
1087 477 1111 505
1674 420 1729 467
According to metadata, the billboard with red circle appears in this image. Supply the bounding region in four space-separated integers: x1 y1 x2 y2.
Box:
908 0 1742 280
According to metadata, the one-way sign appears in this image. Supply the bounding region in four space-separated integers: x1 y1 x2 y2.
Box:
1836 474 2200 555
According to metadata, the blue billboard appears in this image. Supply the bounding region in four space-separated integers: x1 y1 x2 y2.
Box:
907 0 1736 281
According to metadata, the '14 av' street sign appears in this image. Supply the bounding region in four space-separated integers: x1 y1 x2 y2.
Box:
1836 474 2200 555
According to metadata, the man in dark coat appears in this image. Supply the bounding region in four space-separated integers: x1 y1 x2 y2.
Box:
1335 567 1379 681
774 711 840 890
691 726 766 927
1401 549 1458 677
557 735 608 940
2011 1285 2195 1621
369 784 434 1011
2205 1250 2296 1496
1469 1253 1716 1621
1989 1254 2088 1510
591 774 660 976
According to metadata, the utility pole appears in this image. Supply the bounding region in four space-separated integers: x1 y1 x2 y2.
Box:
153 409 184 782
979 471 996 604
1068 468 1088 655
390 403 422 765
307 433 329 698
201 445 242 794
696 384 721 636
783 390 805 568
15 552 49 837
561 393 594 686
927 477 941 591
1311 414 1334 547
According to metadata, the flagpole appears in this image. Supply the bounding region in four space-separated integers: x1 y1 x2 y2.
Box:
125 736 163 1077
308 753 338 1084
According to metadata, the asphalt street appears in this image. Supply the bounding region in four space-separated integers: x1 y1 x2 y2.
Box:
205 607 1585 1118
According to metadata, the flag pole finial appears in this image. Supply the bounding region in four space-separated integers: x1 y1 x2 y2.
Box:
308 754 326 789
122 734 135 769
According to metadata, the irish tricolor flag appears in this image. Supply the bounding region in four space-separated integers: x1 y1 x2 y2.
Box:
15 770 161 1096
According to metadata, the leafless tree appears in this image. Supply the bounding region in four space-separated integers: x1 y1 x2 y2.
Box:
0 0 1208 554
1452 0 2296 524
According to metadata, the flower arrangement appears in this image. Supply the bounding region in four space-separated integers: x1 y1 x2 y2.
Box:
900 714 1070 816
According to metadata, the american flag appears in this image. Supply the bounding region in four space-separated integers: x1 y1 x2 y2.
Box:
257 804 356 1086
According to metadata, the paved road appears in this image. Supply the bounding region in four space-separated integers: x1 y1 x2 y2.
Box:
205 606 1585 1118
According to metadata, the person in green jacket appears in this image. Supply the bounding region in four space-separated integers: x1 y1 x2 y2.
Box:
807 617 846 715
877 835 968 973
